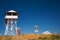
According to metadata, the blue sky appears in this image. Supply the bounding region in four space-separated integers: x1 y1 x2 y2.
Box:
0 0 60 35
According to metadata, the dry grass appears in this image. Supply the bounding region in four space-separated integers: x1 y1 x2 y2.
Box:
0 34 60 40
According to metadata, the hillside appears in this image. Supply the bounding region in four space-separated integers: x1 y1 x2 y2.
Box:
0 34 60 40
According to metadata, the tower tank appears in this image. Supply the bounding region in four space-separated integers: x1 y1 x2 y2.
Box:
4 10 18 35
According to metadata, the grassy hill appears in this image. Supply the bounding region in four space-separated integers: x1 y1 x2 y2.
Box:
0 34 60 40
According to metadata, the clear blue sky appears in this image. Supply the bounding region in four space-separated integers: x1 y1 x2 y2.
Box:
0 0 60 35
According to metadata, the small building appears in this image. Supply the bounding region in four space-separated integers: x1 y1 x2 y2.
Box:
42 31 51 34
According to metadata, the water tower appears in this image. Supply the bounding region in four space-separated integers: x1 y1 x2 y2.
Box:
34 25 38 33
4 10 18 35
